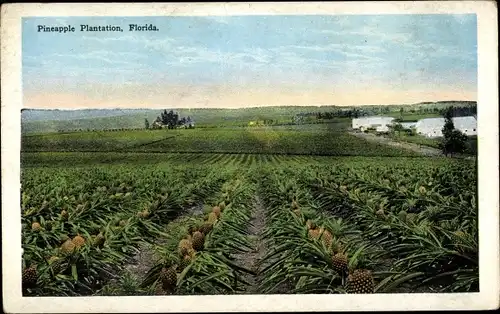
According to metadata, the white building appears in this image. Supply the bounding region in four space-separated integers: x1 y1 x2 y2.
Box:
415 116 477 137
401 122 417 129
352 116 395 131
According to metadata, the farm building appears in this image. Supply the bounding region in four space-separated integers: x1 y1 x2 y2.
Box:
415 116 477 137
351 116 395 131
376 125 391 133
401 122 417 129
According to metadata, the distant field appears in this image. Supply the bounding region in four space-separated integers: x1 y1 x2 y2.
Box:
21 106 348 134
21 123 419 157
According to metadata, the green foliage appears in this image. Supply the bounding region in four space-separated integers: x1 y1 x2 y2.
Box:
440 107 468 156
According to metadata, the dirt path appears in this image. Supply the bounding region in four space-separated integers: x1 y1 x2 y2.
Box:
100 203 204 295
233 196 268 294
350 131 443 156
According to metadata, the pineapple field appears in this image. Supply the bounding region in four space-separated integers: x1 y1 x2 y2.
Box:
21 152 478 296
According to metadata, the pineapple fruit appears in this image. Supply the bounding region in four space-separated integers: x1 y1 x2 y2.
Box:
31 222 42 232
93 233 105 247
72 235 85 249
179 254 194 271
178 239 194 257
406 213 417 224
308 228 320 240
200 222 213 235
61 239 76 255
331 253 348 275
207 212 218 224
321 229 333 248
212 206 221 219
346 269 375 294
398 210 407 222
22 264 38 288
192 231 205 251
375 209 385 219
306 220 315 230
48 256 65 274
61 210 69 221
159 266 177 292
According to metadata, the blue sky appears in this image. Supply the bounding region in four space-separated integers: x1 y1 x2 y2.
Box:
22 14 477 108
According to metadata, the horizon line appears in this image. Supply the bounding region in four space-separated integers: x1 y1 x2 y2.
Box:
21 100 478 112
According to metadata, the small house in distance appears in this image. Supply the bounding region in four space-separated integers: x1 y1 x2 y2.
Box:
351 116 395 131
415 116 477 137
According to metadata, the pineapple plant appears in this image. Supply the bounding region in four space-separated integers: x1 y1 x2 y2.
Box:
346 269 375 294
192 231 205 251
31 222 42 232
22 264 38 288
72 234 86 249
61 239 76 255
331 253 348 275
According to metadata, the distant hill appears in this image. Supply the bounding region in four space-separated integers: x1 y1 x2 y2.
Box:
21 108 152 122
21 101 477 134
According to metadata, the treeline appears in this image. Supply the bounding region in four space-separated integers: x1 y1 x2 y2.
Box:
306 105 476 121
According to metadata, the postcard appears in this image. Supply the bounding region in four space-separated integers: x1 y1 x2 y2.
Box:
1 1 499 313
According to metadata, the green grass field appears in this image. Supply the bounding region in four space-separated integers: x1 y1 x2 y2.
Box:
21 123 419 157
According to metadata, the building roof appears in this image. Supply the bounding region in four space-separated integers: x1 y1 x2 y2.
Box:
353 116 395 123
415 116 477 129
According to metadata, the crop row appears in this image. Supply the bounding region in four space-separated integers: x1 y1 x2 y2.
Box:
268 162 478 292
22 128 419 157
21 165 233 296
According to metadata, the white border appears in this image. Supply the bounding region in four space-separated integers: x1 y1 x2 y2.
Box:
1 2 499 313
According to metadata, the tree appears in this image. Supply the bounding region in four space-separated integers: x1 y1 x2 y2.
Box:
439 107 467 157
442 107 455 138
393 122 404 136
145 118 150 129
